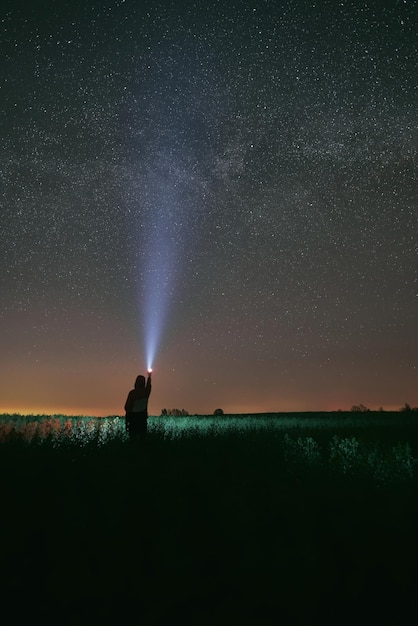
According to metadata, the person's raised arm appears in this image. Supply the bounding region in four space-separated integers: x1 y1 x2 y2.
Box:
146 371 152 396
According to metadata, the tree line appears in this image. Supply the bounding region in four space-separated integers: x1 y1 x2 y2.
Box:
350 403 418 412
160 408 224 417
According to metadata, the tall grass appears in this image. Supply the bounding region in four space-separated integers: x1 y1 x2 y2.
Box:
1 412 418 485
1 412 418 625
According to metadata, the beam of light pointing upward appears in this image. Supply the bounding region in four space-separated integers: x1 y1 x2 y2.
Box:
141 168 181 372
143 235 176 372
130 46 217 373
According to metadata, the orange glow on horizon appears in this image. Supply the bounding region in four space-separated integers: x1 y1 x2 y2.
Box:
0 406 124 418
0 401 410 418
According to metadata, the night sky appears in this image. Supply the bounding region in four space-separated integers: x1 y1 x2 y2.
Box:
1 0 417 416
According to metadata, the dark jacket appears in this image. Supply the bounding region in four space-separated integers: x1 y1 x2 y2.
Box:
125 374 152 417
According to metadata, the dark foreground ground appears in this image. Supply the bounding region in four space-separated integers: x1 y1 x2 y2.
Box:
1 420 418 625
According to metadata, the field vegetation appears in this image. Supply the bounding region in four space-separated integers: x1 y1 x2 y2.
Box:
1 411 418 625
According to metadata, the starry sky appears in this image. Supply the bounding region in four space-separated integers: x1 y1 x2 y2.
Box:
1 0 417 416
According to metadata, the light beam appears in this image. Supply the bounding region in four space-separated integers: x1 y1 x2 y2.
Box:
140 166 181 371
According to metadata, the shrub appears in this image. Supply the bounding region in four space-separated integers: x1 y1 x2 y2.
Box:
351 404 370 412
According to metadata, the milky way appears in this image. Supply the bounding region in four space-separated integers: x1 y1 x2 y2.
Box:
1 0 417 415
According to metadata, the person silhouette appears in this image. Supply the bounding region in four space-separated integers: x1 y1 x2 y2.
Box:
124 371 152 440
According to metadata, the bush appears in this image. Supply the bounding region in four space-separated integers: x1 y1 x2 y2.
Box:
161 408 189 416
351 404 370 412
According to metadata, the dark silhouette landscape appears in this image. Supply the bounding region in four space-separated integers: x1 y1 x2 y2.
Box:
1 411 418 624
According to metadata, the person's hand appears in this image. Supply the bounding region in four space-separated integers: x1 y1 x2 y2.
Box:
147 369 152 376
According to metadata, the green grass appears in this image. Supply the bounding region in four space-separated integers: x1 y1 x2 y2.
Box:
1 412 418 625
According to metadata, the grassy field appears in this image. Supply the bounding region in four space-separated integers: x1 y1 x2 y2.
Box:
1 412 418 625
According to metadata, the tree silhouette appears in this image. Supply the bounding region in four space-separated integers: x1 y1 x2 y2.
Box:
351 404 370 412
400 403 418 412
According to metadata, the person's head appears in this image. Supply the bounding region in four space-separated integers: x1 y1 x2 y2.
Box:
135 375 146 390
